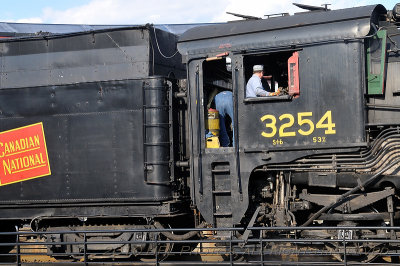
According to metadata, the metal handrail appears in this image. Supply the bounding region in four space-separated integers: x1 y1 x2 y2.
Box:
0 225 399 265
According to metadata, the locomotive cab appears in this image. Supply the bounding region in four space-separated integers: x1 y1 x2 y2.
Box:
178 3 400 262
178 3 379 226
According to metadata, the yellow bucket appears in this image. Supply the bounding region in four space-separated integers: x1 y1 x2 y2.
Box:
206 108 219 136
206 136 220 148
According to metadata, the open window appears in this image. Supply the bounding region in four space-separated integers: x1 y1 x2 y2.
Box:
243 50 299 101
202 57 234 148
366 29 387 95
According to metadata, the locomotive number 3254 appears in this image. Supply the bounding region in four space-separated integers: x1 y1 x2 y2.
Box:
260 111 336 138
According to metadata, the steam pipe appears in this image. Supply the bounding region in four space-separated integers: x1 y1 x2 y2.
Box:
153 221 207 240
301 158 400 227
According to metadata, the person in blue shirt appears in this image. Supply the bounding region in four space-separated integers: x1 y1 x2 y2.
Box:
246 65 271 98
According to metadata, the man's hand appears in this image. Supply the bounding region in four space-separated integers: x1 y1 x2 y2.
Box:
269 90 280 96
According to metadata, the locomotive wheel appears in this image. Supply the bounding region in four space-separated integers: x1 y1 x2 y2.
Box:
138 232 173 262
325 243 382 263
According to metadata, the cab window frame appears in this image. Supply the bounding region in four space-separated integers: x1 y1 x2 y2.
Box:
201 56 235 149
242 49 300 103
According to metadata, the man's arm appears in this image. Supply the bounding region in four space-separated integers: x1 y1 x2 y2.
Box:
254 86 269 97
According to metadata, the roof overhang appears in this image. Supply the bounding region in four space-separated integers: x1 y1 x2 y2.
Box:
178 4 387 57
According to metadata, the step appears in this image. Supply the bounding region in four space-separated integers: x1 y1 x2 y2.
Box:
211 169 230 174
212 190 231 194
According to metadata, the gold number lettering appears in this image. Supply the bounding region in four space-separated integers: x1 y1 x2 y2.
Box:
316 111 336 134
261 110 336 139
279 114 296 137
261 115 277 138
297 112 314 136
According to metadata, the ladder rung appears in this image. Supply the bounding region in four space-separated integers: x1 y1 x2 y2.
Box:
211 169 230 173
144 161 170 166
144 123 171 127
213 212 232 216
212 190 231 194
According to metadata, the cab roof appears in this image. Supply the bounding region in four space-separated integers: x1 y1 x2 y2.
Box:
178 4 387 57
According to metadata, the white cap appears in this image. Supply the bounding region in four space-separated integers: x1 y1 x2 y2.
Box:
253 65 264 72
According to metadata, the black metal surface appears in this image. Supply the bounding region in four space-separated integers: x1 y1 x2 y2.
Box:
178 5 386 56
180 5 385 42
0 26 185 89
0 25 187 219
0 77 174 218
238 42 365 152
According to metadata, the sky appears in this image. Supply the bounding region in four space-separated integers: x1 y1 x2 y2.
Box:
0 0 399 25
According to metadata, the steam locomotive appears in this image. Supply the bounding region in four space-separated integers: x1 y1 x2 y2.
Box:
0 3 399 263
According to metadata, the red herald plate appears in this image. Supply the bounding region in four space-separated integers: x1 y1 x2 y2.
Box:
0 122 51 186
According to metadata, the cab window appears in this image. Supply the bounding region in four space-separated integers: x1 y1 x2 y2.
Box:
243 51 299 101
